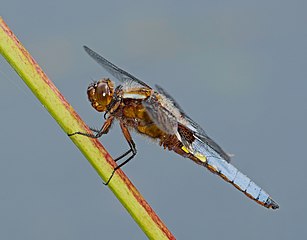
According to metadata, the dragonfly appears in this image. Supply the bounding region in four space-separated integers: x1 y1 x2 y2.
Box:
69 46 279 210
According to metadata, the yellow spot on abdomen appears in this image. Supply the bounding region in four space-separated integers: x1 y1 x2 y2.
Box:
181 146 190 153
181 146 207 163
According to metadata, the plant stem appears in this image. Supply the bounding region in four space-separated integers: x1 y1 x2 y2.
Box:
0 16 175 240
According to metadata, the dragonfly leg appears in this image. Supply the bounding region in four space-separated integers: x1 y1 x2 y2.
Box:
68 116 114 138
104 122 137 185
69 117 136 185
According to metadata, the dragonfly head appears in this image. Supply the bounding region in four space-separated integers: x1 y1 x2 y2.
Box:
87 78 114 112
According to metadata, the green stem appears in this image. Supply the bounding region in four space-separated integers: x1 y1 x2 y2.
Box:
0 17 175 240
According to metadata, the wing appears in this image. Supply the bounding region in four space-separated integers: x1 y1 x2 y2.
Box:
155 85 231 162
84 46 151 89
142 93 179 135
155 84 186 115
187 127 231 162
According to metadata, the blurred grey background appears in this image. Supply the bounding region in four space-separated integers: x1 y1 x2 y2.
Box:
0 1 306 239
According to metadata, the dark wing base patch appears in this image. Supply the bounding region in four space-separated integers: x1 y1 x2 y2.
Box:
155 85 231 163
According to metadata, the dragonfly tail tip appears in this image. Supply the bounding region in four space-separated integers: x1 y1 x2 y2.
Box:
266 198 279 210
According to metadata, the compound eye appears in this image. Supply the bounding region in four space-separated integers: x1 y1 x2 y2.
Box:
87 79 114 112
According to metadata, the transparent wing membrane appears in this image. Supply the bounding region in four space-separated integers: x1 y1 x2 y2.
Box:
84 46 151 89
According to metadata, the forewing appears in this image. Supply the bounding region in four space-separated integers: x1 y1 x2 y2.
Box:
142 94 178 135
84 46 151 89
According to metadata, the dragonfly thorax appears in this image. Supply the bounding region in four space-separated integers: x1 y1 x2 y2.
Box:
87 78 114 112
